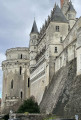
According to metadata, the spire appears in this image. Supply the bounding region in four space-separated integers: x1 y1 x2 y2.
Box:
31 20 38 34
54 2 56 9
51 5 68 23
68 1 76 13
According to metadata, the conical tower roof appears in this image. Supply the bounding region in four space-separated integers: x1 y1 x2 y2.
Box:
31 20 38 33
68 1 76 13
51 5 68 23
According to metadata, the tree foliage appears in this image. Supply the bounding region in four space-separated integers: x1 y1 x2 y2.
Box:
2 114 9 120
17 97 40 113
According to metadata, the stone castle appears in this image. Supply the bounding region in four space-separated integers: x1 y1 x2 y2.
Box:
1 0 81 115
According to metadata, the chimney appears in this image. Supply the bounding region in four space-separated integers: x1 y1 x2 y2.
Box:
60 0 69 8
60 0 64 8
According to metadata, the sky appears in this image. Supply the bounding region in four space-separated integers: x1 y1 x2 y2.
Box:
0 0 81 98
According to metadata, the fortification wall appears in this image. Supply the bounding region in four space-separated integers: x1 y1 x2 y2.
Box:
55 40 76 72
40 59 77 117
30 58 49 104
55 17 81 73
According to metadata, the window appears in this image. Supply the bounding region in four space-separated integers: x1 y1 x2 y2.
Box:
6 94 7 99
55 47 58 53
20 91 23 99
20 66 22 75
21 54 22 59
56 26 59 32
60 37 62 43
60 57 62 68
11 80 13 89
28 78 30 88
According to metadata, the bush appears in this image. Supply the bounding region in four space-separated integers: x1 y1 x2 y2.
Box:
2 114 9 120
17 97 40 113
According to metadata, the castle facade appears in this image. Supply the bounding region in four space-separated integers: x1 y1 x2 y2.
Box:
1 0 81 113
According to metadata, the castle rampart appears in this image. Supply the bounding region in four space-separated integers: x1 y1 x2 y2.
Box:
2 0 81 114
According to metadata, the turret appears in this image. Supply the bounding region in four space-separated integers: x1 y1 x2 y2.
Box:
1 47 30 113
67 1 76 29
29 20 38 70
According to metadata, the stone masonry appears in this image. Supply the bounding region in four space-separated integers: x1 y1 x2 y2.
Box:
1 0 81 115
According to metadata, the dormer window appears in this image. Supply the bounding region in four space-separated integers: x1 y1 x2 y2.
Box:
56 26 59 32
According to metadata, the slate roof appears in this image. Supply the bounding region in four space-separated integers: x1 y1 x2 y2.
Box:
51 5 68 23
31 20 38 33
68 1 76 13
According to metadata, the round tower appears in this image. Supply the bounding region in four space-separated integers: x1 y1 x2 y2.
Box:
67 1 76 29
29 20 38 70
1 47 30 113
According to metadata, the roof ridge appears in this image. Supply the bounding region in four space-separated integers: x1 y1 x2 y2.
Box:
51 5 68 23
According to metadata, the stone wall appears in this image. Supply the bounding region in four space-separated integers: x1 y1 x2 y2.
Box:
40 58 81 119
53 62 81 119
2 99 23 114
30 60 49 104
15 114 49 120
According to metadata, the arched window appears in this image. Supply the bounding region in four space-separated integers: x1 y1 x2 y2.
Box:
21 54 22 59
11 80 13 89
28 78 30 88
20 66 22 75
20 91 23 99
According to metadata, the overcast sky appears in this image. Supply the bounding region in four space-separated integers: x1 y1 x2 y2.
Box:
0 0 81 98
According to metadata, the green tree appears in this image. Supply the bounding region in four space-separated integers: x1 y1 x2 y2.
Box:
17 97 40 113
2 114 9 120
